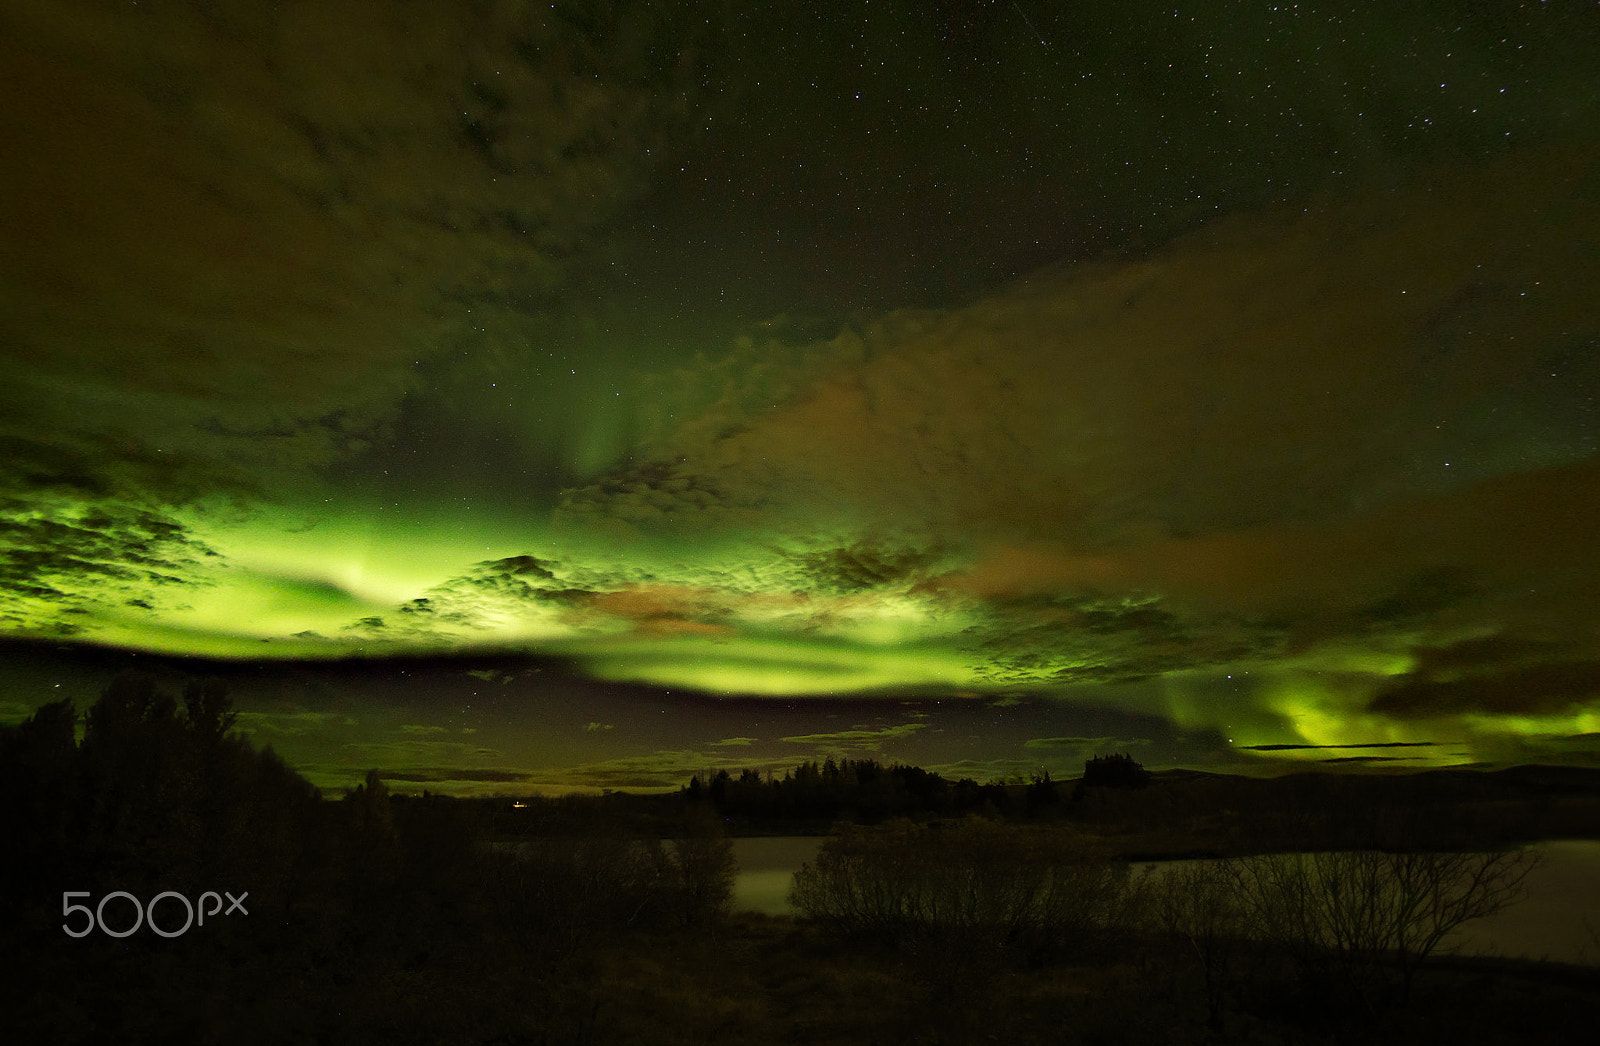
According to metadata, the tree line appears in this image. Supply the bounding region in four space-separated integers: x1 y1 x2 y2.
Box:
1 674 736 1045
680 754 1152 823
685 757 997 821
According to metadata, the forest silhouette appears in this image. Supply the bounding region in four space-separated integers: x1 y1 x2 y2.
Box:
2 674 735 1043
3 674 1596 1044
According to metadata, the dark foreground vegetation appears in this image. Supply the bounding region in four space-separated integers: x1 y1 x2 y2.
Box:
787 818 1565 1040
4 676 1598 1044
2 676 734 1045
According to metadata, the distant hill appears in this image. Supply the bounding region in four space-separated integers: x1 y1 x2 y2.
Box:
1067 763 1600 858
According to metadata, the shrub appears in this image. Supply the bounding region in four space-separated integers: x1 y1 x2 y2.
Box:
659 811 736 927
790 818 1138 960
1147 860 1244 1032
1222 846 1539 1011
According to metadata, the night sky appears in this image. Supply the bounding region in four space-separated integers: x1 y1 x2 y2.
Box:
3 0 1598 794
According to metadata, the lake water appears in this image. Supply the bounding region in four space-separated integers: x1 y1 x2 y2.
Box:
731 837 1600 965
730 836 827 915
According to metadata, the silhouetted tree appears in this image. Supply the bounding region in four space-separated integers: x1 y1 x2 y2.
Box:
708 768 731 806
1223 845 1539 1012
182 677 236 741
1074 753 1151 801
662 808 736 927
0 698 81 923
1027 770 1061 815
1148 860 1243 1033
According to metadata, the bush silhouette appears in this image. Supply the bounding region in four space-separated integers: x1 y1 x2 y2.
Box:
1221 845 1539 1017
661 809 736 927
790 818 1138 961
1147 860 1245 1033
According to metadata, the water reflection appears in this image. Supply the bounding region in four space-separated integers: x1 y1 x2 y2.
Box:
1439 839 1600 965
730 836 825 914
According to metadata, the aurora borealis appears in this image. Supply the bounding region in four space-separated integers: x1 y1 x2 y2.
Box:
3 1 1599 794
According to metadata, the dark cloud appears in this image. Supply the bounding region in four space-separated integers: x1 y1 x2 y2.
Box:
938 452 1600 693
1362 633 1600 720
556 460 742 534
778 723 927 753
1023 736 1150 751
438 555 596 599
234 711 359 738
1316 756 1417 765
1402 637 1566 674
1238 742 1439 752
0 503 217 634
374 768 529 784
795 543 946 594
4 3 1599 786
962 592 1283 687
1355 569 1479 629
340 739 504 763
557 148 1600 550
1370 660 1600 719
0 0 714 507
342 617 388 633
389 555 607 639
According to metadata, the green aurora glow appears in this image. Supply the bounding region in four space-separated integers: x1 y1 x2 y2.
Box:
3 1 1599 792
